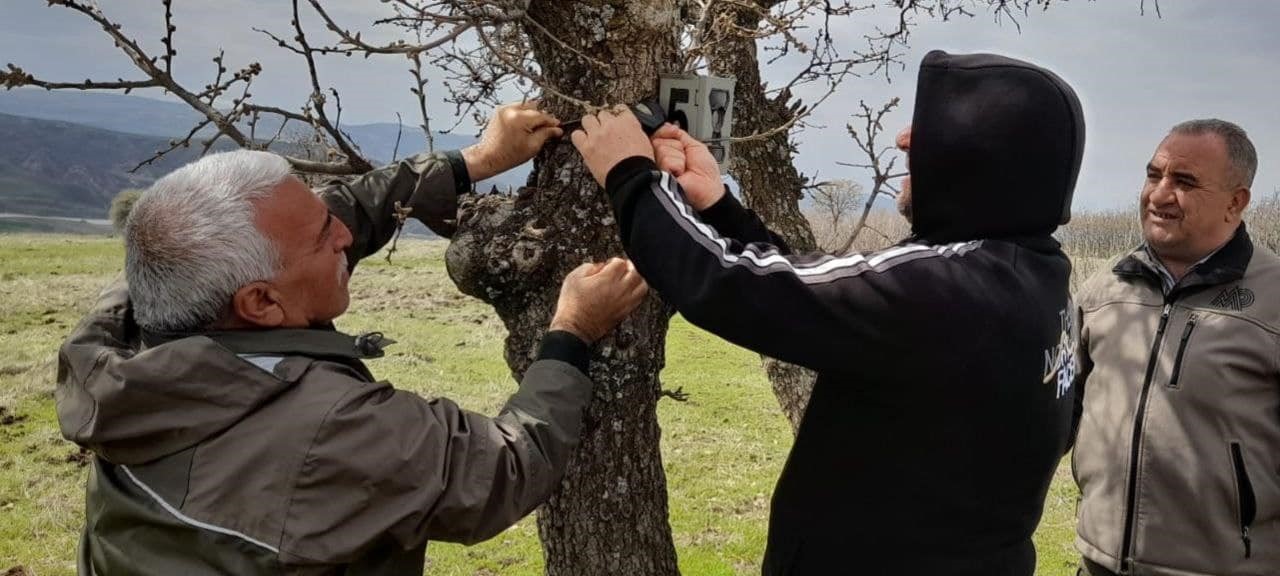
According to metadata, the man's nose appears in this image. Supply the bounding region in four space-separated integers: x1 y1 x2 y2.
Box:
1147 176 1177 207
334 218 354 251
895 125 912 151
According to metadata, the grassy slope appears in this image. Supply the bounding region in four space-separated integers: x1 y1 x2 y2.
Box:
0 236 1078 575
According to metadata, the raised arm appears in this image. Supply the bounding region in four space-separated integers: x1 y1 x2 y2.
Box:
650 123 791 252
318 101 564 264
571 110 969 373
279 260 650 561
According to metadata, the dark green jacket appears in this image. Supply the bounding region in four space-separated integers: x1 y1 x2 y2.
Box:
56 152 594 575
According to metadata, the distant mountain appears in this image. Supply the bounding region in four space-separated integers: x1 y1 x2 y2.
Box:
0 112 236 218
0 88 517 169
0 88 213 140
0 90 532 221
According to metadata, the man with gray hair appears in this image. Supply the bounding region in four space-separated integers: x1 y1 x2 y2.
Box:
55 101 648 575
1072 119 1279 575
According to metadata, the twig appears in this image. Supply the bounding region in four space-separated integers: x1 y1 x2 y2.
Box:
385 201 414 263
409 53 435 153
660 386 691 402
392 112 405 162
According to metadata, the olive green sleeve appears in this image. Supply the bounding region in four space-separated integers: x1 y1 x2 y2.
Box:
56 276 139 445
278 358 594 563
316 150 472 262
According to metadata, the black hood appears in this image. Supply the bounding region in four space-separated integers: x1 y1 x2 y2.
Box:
909 50 1085 243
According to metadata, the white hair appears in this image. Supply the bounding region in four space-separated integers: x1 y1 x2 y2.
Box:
125 149 292 333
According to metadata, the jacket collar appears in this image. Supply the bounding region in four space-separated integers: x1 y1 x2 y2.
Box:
1114 223 1253 298
142 326 396 361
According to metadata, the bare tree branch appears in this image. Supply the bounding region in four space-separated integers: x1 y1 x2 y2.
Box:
1 65 160 92
305 0 476 55
4 0 374 175
834 97 906 254
409 53 435 153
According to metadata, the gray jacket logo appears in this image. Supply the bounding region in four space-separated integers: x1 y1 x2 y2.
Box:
1211 286 1255 311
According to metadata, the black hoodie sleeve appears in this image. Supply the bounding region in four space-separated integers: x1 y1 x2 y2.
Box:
696 188 793 255
605 157 982 374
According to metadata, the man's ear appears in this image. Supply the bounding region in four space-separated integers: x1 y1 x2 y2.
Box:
1228 186 1251 221
231 282 286 328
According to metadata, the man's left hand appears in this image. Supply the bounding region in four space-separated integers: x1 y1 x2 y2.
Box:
570 106 654 188
463 101 563 182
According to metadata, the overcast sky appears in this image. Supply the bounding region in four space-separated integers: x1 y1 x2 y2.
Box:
3 1 1278 211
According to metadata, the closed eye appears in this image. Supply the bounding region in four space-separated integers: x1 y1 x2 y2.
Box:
316 212 334 250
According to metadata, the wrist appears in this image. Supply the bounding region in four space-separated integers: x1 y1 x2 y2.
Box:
537 330 591 373
461 145 499 182
691 186 726 211
549 316 595 344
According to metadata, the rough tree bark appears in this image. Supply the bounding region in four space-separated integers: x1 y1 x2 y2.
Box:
705 3 818 433
444 1 683 574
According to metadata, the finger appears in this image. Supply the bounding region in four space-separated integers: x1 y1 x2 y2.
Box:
600 257 630 279
653 123 683 140
574 261 608 280
622 262 645 285
517 107 552 121
580 113 602 133
674 127 706 150
515 109 553 131
517 99 540 110
653 138 684 156
570 128 589 151
533 125 564 144
602 256 628 271
628 280 650 303
655 150 685 175
653 137 683 152
622 280 650 310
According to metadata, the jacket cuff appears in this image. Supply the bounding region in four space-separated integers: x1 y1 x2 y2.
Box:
443 149 473 197
605 157 658 201
697 187 748 229
536 330 590 374
604 156 659 239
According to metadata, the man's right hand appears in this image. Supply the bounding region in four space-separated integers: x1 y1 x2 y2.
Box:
651 124 725 211
550 258 648 344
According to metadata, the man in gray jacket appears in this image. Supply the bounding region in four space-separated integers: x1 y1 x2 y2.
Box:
1073 119 1279 575
56 101 648 575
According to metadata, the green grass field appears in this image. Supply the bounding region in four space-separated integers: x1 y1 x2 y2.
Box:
0 235 1080 575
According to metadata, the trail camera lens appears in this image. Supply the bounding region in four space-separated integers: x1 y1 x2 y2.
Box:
709 89 729 110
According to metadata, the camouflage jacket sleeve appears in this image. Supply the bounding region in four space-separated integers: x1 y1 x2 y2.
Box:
316 150 472 262
278 333 593 562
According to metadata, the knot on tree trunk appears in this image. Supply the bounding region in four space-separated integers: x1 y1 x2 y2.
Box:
445 188 557 309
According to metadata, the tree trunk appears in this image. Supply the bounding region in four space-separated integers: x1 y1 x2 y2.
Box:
705 4 817 433
445 2 682 574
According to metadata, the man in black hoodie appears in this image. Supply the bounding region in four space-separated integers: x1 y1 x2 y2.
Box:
570 51 1085 574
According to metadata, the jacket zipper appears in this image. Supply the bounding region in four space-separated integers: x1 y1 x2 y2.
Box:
1166 314 1198 389
1230 442 1256 559
1119 303 1172 575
